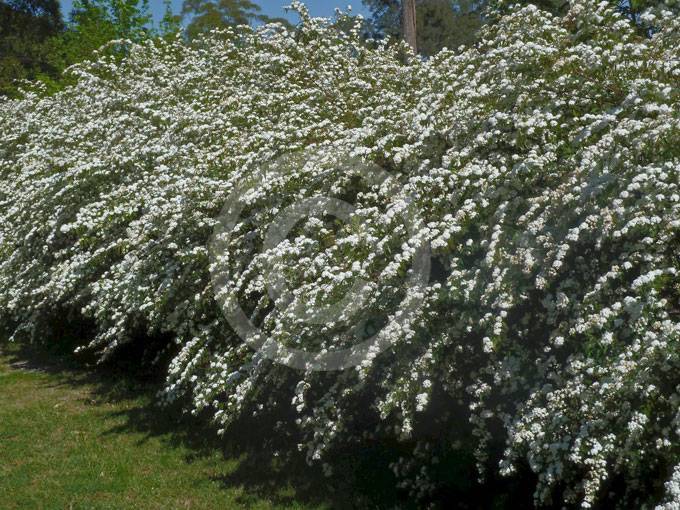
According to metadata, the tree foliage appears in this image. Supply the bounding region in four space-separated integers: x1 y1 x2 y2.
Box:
55 0 153 64
363 0 483 54
181 0 291 39
159 0 182 38
0 0 161 96
363 0 572 55
362 0 678 54
0 0 64 96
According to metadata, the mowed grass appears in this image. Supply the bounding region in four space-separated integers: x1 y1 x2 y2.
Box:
0 343 332 510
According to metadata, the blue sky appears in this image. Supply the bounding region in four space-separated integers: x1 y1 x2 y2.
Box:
58 1 372 25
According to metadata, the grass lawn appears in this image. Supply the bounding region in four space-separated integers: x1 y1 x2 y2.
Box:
0 343 336 510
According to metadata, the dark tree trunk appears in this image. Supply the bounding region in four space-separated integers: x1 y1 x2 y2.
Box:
402 0 417 53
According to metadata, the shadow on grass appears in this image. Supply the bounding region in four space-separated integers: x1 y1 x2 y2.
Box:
1 338 401 509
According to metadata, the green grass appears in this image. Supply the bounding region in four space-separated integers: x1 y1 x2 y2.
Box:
0 341 538 510
0 344 334 510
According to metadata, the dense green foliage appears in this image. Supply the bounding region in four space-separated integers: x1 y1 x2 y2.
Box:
50 0 155 83
0 0 296 97
362 0 678 55
181 0 291 40
0 0 64 96
0 0 156 96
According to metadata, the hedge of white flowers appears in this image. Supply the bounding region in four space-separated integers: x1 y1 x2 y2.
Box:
1 1 678 507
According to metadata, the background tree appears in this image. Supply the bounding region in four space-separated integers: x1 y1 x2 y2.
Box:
363 0 489 56
0 0 155 97
417 0 485 54
159 0 182 38
63 0 152 48
0 0 64 97
45 0 152 88
402 0 417 51
363 0 673 55
181 0 290 40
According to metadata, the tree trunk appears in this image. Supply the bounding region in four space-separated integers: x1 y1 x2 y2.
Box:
402 0 417 53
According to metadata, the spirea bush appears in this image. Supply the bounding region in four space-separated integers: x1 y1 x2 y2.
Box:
1 1 679 507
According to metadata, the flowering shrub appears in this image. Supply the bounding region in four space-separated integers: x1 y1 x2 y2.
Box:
1 1 679 507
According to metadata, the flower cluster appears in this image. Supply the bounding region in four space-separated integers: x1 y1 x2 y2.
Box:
0 1 678 507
